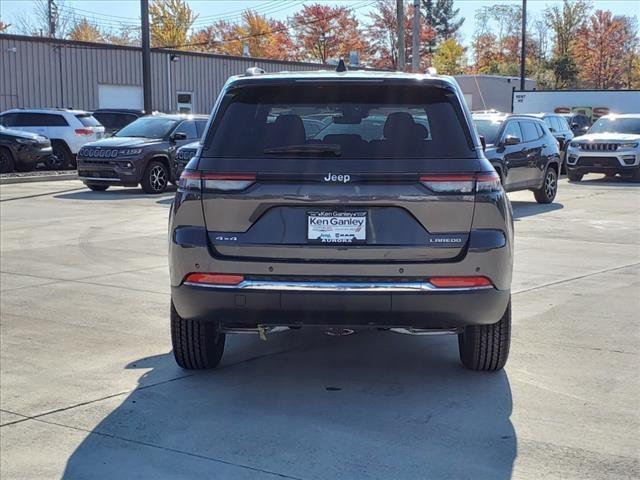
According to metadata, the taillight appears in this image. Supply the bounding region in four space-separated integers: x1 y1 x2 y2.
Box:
429 276 492 288
476 171 502 192
419 172 502 193
419 174 475 193
178 172 256 192
184 273 245 286
202 173 256 192
75 128 94 136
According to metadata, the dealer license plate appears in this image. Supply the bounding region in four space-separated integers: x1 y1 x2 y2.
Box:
307 211 367 244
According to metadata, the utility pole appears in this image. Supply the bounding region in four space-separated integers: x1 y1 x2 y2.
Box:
520 0 527 91
397 0 405 71
412 0 420 72
48 0 56 38
141 0 152 114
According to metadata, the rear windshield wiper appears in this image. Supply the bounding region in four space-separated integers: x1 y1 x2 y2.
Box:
263 144 341 157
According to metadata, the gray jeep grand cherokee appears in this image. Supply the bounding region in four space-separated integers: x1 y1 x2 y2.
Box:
78 114 207 193
169 68 514 371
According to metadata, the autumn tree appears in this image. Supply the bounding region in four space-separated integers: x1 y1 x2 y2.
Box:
432 38 466 75
421 0 464 55
105 25 141 47
68 18 103 42
544 0 591 58
149 0 198 49
290 4 366 64
189 11 295 61
574 10 633 89
0 20 11 33
366 0 434 70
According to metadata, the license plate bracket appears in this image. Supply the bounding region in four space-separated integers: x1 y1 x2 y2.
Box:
307 211 367 244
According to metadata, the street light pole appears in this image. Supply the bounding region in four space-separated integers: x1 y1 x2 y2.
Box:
397 0 405 71
141 0 152 114
412 0 420 72
520 0 527 91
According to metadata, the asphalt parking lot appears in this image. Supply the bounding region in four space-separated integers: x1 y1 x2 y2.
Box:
0 175 638 479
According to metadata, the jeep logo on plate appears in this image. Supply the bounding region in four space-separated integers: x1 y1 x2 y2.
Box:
323 173 351 183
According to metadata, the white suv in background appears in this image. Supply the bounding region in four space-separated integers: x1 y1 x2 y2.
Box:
566 114 640 182
0 108 105 169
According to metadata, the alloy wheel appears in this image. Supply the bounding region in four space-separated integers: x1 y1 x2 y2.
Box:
545 170 557 199
150 164 167 192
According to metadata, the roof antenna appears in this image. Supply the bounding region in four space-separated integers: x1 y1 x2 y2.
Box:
336 58 347 73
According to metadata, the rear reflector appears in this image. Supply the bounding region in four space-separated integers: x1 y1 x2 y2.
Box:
178 171 256 192
419 172 502 193
429 276 492 288
184 273 245 286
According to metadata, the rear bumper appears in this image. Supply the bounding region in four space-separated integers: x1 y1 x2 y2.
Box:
171 282 510 328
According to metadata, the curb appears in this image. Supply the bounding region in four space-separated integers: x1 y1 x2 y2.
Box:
0 174 78 185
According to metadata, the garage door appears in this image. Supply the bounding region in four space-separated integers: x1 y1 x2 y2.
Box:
98 84 143 109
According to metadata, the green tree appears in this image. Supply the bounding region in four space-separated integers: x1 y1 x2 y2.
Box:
421 0 464 54
432 38 466 74
548 54 578 88
149 0 198 49
544 0 591 57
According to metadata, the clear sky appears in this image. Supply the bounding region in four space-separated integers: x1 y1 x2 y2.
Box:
2 0 639 47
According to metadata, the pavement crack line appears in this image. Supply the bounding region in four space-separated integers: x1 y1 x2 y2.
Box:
513 261 640 296
23 416 306 480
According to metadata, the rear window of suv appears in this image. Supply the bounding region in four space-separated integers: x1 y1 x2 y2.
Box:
75 114 101 127
201 84 475 161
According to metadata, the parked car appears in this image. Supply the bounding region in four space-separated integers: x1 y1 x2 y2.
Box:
566 113 640 182
173 141 199 180
473 112 562 203
0 108 105 169
92 108 145 137
169 67 514 372
0 125 54 173
77 114 208 193
520 112 574 172
559 112 591 136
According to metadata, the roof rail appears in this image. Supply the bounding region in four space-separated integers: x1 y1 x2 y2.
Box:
245 66 265 76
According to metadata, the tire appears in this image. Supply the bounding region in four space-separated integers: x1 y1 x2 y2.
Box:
567 170 583 182
171 302 225 370
0 147 15 173
50 141 73 169
533 167 558 204
86 184 109 192
141 160 169 194
458 299 511 371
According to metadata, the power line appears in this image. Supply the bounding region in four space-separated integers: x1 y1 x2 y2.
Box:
157 0 376 50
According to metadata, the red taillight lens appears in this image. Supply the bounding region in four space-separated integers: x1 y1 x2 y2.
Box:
419 172 502 193
476 171 502 192
202 173 256 192
429 276 493 288
178 171 202 190
419 174 475 193
75 128 94 136
184 273 245 286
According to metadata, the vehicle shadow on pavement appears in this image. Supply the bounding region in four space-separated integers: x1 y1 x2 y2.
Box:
61 329 516 479
570 176 640 187
54 187 176 201
511 201 563 220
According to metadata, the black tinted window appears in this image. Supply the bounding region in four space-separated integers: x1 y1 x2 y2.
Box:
174 121 199 140
195 120 208 137
10 113 68 127
76 114 101 127
203 84 475 160
0 114 17 127
519 121 539 142
502 121 522 142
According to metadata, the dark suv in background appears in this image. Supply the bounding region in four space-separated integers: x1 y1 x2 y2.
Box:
92 109 145 137
169 69 514 372
173 141 200 180
0 125 54 173
77 114 207 193
473 112 561 203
